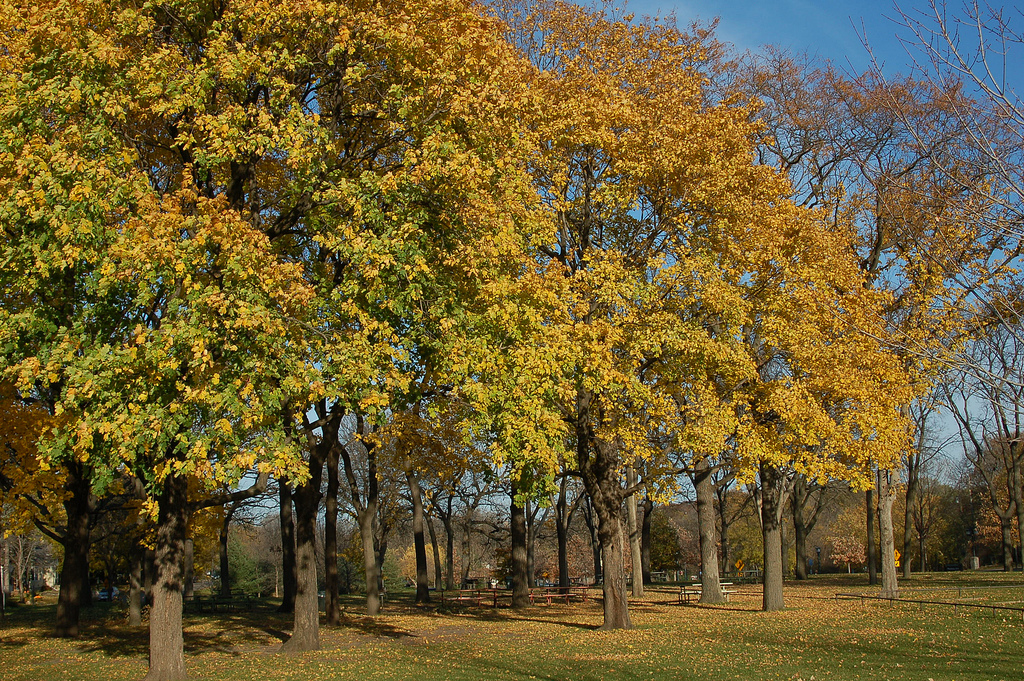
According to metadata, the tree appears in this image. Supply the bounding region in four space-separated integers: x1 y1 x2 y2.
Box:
2 0 540 673
828 535 867 573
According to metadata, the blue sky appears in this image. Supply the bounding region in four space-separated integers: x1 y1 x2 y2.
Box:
623 0 930 75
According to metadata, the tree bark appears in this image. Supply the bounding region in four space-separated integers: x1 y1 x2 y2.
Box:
407 469 430 604
760 462 786 612
583 494 602 584
867 488 878 585
556 477 570 590
55 460 94 638
1001 516 1015 571
597 514 631 628
325 444 340 624
793 475 808 581
426 511 443 590
878 469 900 599
281 448 325 653
277 482 296 613
903 451 919 579
526 501 538 588
693 458 725 604
625 466 643 598
145 474 188 681
442 498 456 590
219 505 236 597
640 496 653 586
716 481 732 576
579 435 632 630
510 491 530 608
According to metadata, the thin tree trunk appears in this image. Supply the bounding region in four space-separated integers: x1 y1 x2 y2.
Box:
793 475 808 581
583 494 602 584
526 501 537 588
145 474 188 681
625 467 643 598
878 469 900 600
640 496 653 586
277 482 296 613
325 444 340 625
219 505 236 597
426 511 443 590
867 488 878 585
694 458 725 604
903 452 918 579
760 462 786 612
556 477 570 590
716 482 731 576
442 501 455 591
407 469 430 604
510 493 529 608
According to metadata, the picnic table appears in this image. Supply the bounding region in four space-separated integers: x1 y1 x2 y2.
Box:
439 586 596 607
678 582 735 604
439 588 510 607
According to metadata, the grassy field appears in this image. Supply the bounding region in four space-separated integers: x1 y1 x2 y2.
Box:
2 573 1023 680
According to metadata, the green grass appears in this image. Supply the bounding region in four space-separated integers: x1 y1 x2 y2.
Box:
3 573 1024 680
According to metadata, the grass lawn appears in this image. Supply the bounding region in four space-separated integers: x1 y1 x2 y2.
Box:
2 573 1023 680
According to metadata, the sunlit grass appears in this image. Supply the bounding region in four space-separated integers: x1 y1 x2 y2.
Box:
2 573 1023 680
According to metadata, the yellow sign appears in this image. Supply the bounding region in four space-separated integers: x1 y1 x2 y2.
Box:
894 549 901 568
735 559 745 572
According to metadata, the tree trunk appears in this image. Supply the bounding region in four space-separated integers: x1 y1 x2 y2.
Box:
510 493 530 608
640 496 653 586
793 475 808 581
407 469 430 604
1013 448 1024 573
277 482 296 613
55 460 93 638
325 444 340 625
625 467 643 598
760 462 786 612
579 435 631 630
903 452 918 579
442 502 456 591
556 477 570 590
1000 517 1015 571
867 488 878 585
281 450 325 653
460 518 472 588
597 514 631 629
583 495 602 584
145 474 188 681
358 505 381 613
693 458 725 604
129 547 144 627
426 512 443 590
526 501 537 588
219 506 235 597
878 469 900 599
716 482 731 576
